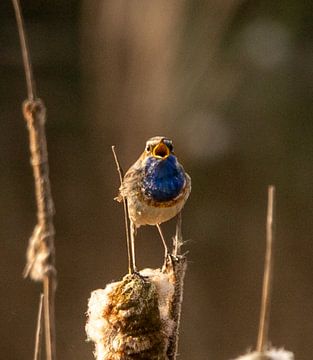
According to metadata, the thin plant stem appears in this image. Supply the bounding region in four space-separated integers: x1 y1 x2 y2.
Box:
11 0 36 100
256 185 276 352
44 277 56 360
22 99 57 360
12 2 57 359
166 214 187 360
111 146 134 274
173 212 182 256
22 72 57 360
34 294 44 360
156 223 169 269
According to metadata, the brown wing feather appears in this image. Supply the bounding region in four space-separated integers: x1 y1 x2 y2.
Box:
115 157 144 202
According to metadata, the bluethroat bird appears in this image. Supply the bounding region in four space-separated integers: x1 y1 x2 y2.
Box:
116 136 191 272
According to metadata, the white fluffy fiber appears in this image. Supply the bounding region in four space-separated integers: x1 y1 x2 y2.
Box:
85 282 120 360
234 348 294 360
140 267 175 338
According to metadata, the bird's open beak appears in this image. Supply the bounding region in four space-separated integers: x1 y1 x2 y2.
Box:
152 142 170 159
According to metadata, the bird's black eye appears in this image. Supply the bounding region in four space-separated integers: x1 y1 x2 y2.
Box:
168 144 173 152
146 145 151 152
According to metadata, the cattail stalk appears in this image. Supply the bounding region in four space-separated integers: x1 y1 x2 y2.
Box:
257 186 275 352
111 146 134 274
233 187 294 360
166 212 187 359
12 1 57 359
34 294 44 360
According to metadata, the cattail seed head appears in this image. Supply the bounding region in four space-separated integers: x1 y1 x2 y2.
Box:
86 269 175 360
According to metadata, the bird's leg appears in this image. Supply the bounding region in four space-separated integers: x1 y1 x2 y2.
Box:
156 224 169 270
129 220 137 273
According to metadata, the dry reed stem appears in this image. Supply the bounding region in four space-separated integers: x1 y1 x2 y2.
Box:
165 255 187 360
11 0 36 100
173 212 182 256
257 186 276 352
12 1 57 359
111 146 134 274
234 187 294 359
34 294 44 360
165 214 187 359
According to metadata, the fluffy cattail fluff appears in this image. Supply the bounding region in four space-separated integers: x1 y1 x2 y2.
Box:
86 269 175 360
233 348 294 360
23 224 56 281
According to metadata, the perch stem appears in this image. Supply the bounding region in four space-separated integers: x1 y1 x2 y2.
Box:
166 257 187 360
111 146 135 274
173 212 182 256
256 185 276 352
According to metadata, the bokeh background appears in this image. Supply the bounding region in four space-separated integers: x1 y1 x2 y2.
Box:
1 1 313 359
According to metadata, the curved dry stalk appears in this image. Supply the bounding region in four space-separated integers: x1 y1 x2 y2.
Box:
257 185 276 352
34 294 44 360
12 2 57 360
111 145 134 274
166 214 187 360
11 0 36 100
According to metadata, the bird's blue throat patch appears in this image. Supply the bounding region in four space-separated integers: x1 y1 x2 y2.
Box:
142 155 185 202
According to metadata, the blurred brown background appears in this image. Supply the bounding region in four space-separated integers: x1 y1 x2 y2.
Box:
1 1 313 359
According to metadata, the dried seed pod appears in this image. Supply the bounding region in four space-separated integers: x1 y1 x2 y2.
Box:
86 270 175 360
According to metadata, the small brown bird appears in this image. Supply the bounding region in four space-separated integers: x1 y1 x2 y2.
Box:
116 136 191 272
